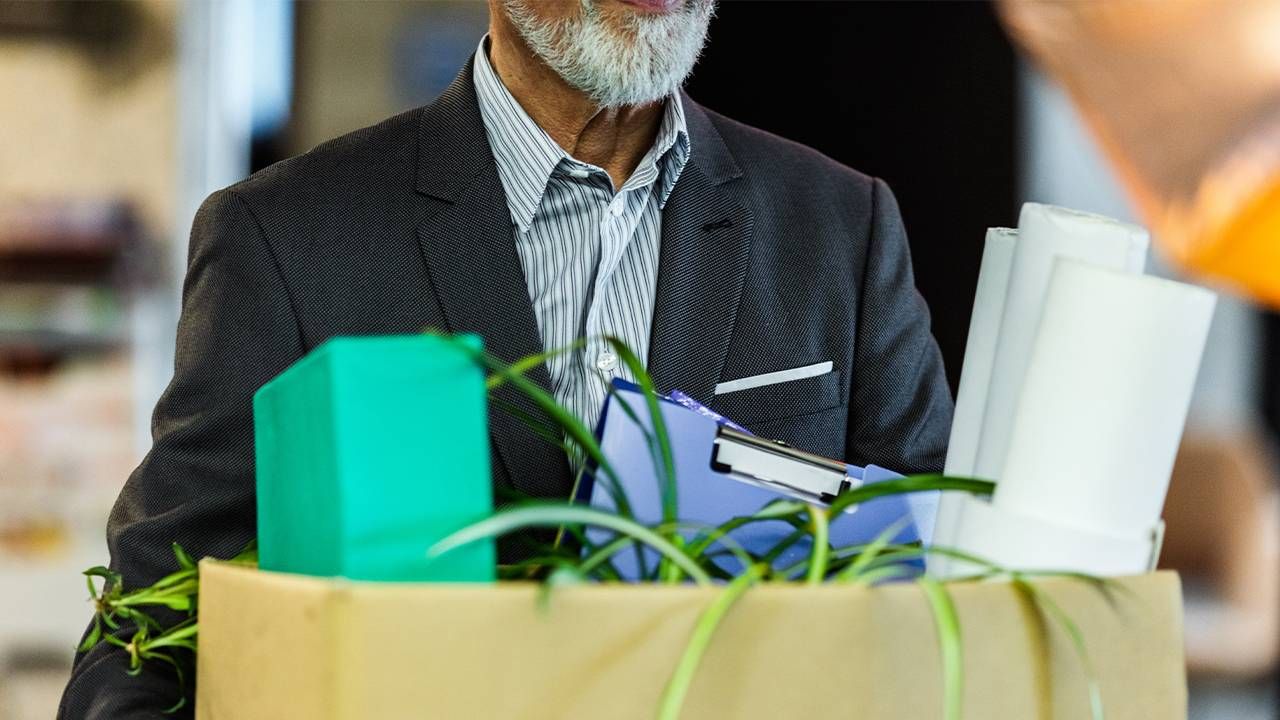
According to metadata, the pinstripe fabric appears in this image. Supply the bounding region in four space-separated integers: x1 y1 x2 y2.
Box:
472 41 689 432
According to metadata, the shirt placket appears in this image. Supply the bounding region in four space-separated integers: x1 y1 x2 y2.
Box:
582 168 659 415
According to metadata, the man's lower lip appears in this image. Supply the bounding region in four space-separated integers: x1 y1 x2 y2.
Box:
617 0 680 12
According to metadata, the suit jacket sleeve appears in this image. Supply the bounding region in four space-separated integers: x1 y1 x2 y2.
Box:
58 190 304 719
846 178 953 474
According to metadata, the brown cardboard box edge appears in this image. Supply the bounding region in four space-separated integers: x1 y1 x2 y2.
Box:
196 561 1186 720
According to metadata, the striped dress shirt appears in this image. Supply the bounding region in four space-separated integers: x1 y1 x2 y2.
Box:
472 41 691 433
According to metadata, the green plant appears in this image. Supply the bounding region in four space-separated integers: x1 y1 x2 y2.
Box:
80 334 1113 719
79 541 256 713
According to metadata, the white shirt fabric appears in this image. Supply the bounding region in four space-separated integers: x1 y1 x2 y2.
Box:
471 39 691 432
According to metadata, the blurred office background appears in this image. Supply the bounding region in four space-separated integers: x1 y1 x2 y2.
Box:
0 2 1275 718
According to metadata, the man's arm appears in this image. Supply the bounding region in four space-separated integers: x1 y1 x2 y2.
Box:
846 178 953 474
59 190 305 719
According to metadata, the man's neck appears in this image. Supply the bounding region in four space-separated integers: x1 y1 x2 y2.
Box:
487 21 664 190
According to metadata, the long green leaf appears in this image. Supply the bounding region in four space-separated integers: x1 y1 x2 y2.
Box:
427 503 712 585
605 336 681 583
441 336 634 516
600 388 672 581
918 576 963 720
1012 576 1105 720
826 475 994 517
484 338 587 392
605 337 677 527
758 526 809 566
657 563 766 720
685 500 807 559
804 505 829 585
833 517 911 583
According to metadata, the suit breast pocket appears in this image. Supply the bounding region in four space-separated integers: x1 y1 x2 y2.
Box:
708 368 844 427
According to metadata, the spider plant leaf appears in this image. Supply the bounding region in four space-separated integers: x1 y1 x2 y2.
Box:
758 527 809 567
846 563 919 586
917 575 963 720
804 505 830 585
145 651 190 714
833 517 912 583
684 501 807 559
83 566 121 592
144 619 200 651
658 563 767 720
554 464 590 552
490 395 570 448
103 633 129 650
230 539 259 564
427 503 712 585
826 475 994 517
602 383 681 581
752 499 810 519
1012 576 1105 720
480 337 587 392
172 543 196 572
162 694 188 715
578 535 637 577
455 341 634 517
604 336 677 527
659 521 758 579
79 617 103 652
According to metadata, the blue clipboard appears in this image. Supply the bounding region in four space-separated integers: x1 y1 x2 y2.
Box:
581 380 938 579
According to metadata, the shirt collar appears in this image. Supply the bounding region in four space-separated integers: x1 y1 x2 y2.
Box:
472 37 690 234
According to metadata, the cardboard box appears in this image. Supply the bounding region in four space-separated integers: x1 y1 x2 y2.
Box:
196 562 1186 719
253 334 494 582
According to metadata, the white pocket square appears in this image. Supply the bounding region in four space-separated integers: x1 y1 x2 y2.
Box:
714 361 834 395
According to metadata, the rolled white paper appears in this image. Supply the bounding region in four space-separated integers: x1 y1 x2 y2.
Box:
972 203 1149 481
993 259 1216 539
930 228 1018 573
939 494 1161 577
944 228 1018 477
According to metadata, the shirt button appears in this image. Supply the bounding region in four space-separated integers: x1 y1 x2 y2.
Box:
596 351 618 372
567 166 590 179
609 201 624 217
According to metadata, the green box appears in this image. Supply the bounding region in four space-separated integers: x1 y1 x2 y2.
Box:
253 334 494 582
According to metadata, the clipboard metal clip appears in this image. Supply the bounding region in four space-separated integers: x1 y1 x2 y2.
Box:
709 426 857 505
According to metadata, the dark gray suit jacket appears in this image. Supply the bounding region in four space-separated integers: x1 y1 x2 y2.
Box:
59 63 952 718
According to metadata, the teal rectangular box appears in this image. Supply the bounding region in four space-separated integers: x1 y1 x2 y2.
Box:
253 334 494 582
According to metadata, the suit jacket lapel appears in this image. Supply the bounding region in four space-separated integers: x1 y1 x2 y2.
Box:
648 97 755 403
415 62 574 500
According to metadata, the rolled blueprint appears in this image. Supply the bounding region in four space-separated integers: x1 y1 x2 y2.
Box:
931 229 1018 570
943 228 1018 477
993 259 1216 539
938 494 1161 577
971 203 1149 481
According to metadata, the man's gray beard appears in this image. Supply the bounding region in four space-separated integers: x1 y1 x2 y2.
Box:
502 0 716 109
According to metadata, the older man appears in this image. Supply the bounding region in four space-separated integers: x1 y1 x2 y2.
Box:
59 0 952 716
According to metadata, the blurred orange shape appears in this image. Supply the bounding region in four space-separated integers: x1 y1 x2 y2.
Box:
1000 0 1280 306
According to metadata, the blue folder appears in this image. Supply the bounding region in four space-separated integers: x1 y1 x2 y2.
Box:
583 381 938 579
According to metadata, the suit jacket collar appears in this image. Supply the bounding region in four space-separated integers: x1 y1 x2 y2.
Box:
413 62 754 499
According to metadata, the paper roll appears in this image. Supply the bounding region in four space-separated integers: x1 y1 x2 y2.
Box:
972 203 1149 481
944 228 1018 477
939 494 1162 577
931 228 1017 574
993 259 1216 539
